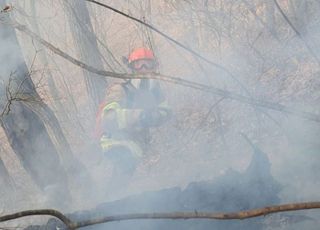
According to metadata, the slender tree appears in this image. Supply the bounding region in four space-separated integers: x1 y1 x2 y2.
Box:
0 149 13 195
0 1 71 204
62 0 107 110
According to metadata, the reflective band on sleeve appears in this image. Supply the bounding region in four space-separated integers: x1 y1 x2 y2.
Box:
159 108 169 117
158 100 171 118
100 135 143 158
103 102 127 129
159 100 169 108
103 102 121 111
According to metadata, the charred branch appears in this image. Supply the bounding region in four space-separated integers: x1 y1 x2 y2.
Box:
73 202 320 228
0 209 73 229
1 202 320 229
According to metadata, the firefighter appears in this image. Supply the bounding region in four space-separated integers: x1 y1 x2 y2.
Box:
95 47 171 188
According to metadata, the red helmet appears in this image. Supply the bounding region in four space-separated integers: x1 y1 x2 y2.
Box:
128 47 155 64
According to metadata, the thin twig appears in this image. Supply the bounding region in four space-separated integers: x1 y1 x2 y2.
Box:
273 0 320 65
9 20 320 123
186 97 225 144
241 0 281 42
84 0 252 95
83 0 228 72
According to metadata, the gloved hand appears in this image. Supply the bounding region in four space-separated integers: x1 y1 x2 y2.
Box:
139 109 162 127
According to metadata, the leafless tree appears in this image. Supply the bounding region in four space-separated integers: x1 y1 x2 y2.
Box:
0 0 73 204
62 0 108 110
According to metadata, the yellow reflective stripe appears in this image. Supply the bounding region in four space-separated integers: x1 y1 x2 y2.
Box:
103 102 127 129
103 102 121 111
159 110 168 117
159 100 169 108
158 100 170 117
100 136 143 157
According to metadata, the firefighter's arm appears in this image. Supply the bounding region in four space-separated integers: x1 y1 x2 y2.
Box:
158 99 172 122
102 101 170 130
101 83 171 130
101 84 143 131
102 102 143 131
140 82 172 127
139 100 171 127
154 81 172 125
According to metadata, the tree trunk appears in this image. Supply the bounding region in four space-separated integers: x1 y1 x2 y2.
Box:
26 0 91 177
288 0 308 33
63 0 107 110
28 0 70 123
0 2 70 202
0 153 14 194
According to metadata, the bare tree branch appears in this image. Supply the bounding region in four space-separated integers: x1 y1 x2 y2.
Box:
84 0 251 94
1 202 320 229
74 201 320 228
241 0 281 42
0 73 38 118
273 0 320 65
0 209 73 229
83 0 225 71
8 20 320 123
185 96 225 145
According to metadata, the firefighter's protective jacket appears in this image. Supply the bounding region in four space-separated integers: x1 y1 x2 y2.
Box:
97 79 170 157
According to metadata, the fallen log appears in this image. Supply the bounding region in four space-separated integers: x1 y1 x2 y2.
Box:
22 137 289 229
